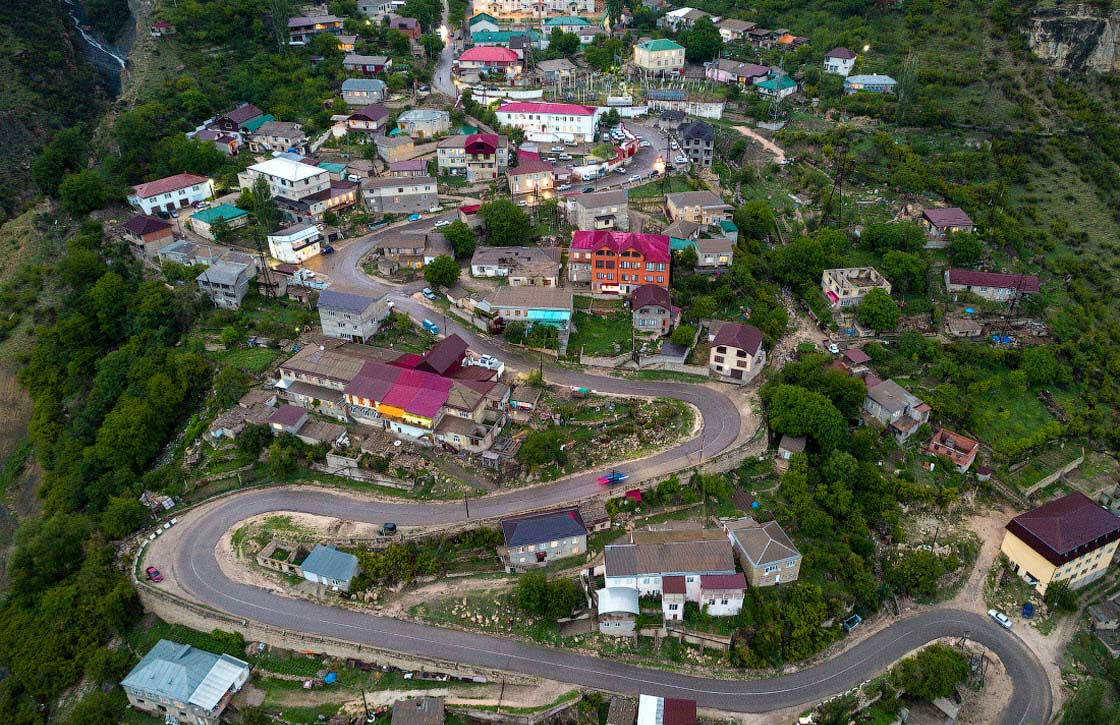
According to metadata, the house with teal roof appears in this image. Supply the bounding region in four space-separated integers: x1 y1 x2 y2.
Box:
633 38 685 74
469 13 499 33
754 73 797 99
471 30 541 48
544 16 591 34
240 114 276 134
189 204 249 241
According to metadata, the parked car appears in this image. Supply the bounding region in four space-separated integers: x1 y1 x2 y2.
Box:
550 146 565 152
614 167 627 175
422 319 440 334
475 354 501 370
320 244 334 255
670 141 679 150
145 566 164 583
674 156 690 165
407 213 422 221
422 287 438 301
380 523 398 535
629 174 642 183
827 343 840 355
557 183 572 191
434 219 451 228
557 153 572 161
639 140 651 148
988 609 1013 629
582 186 595 193
517 200 527 206
597 471 629 486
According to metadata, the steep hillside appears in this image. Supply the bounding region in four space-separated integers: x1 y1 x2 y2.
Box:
0 0 109 221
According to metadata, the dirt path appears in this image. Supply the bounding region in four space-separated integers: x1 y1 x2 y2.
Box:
731 126 787 164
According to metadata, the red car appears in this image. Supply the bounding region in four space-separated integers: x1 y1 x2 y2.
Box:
597 471 629 486
145 566 164 583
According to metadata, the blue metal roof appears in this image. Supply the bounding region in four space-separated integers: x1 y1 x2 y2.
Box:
647 89 685 101
120 640 250 708
300 544 359 583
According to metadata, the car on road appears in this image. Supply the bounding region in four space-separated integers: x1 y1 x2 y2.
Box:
422 319 440 334
828 343 840 355
434 219 451 228
674 156 690 165
421 287 438 301
582 186 595 193
639 140 651 148
629 174 643 183
614 167 627 175
670 141 679 150
557 183 572 191
597 471 629 486
988 609 1013 629
320 244 334 255
648 170 660 178
145 566 164 583
557 153 572 161
407 213 422 221
550 146 565 152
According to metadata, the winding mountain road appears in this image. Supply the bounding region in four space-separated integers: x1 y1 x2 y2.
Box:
149 223 1053 723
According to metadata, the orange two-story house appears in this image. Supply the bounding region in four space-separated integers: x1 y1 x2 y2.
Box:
568 231 671 295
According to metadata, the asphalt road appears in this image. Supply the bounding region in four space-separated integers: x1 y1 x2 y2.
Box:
161 199 1053 723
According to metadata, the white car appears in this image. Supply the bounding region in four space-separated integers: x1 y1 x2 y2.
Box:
674 156 690 165
988 609 1012 629
828 343 840 355
517 200 528 206
557 183 572 191
670 141 679 150
558 153 572 161
475 354 501 370
434 219 451 228
629 174 642 183
639 140 651 148
550 146 565 152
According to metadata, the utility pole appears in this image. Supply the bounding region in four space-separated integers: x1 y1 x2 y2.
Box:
464 494 470 518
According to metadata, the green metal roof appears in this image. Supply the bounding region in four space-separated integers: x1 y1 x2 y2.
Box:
756 75 796 91
190 204 247 225
318 162 347 174
459 125 479 135
472 30 539 44
719 220 738 232
469 12 498 25
545 16 590 26
241 114 275 133
637 38 683 52
669 237 695 252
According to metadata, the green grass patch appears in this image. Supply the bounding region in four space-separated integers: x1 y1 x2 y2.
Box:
629 175 692 199
0 438 32 496
621 369 710 383
568 308 635 356
219 347 281 375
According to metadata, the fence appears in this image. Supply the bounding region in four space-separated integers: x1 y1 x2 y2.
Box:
453 695 581 725
1023 447 1085 497
579 350 634 368
318 453 413 490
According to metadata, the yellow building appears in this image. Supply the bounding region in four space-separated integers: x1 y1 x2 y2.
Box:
633 38 685 75
1000 491 1120 595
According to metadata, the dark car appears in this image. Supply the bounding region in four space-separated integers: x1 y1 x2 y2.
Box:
381 523 398 535
582 186 595 193
145 566 164 583
320 244 334 255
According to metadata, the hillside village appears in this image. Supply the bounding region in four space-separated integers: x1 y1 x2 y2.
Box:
3 0 1120 724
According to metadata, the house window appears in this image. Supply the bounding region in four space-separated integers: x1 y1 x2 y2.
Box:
764 565 778 574
668 603 679 611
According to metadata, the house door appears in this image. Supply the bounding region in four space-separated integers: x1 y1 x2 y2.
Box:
536 552 546 563
731 368 744 380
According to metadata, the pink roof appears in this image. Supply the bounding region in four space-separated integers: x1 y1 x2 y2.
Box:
459 46 518 63
570 230 671 263
946 269 1040 293
459 204 481 214
465 133 499 155
390 159 427 171
132 173 208 199
497 101 597 116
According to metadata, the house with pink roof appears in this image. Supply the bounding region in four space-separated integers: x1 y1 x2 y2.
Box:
568 230 671 295
495 101 601 143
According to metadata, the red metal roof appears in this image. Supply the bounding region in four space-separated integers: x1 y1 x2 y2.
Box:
458 204 481 214
662 575 687 594
497 101 597 116
922 207 973 228
465 133 499 155
827 47 857 59
459 46 518 63
630 284 671 310
1006 491 1120 566
122 214 172 236
509 152 554 176
712 322 763 355
700 573 746 590
947 269 1040 294
570 230 671 263
131 173 208 200
662 698 697 725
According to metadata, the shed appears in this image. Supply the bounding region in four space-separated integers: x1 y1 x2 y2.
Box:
299 545 360 591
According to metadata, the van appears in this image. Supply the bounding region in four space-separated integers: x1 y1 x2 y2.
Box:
422 319 440 335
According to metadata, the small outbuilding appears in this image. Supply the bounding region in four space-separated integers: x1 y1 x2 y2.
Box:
299 544 359 591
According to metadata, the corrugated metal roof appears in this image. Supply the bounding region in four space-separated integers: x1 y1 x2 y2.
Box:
300 544 359 582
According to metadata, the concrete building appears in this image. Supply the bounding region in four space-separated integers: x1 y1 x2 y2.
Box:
665 191 732 227
248 121 308 154
717 18 756 42
121 640 250 725
944 269 1041 302
823 47 857 76
775 434 806 473
630 284 677 336
496 101 600 143
457 133 510 182
342 78 388 106
121 214 174 261
128 173 213 215
708 322 765 382
197 260 255 309
536 57 578 83
692 237 733 270
346 103 390 138
268 223 322 264
436 135 468 176
565 189 629 231
844 74 897 94
699 573 747 616
633 38 685 75
388 159 430 178
723 517 802 587
318 289 391 343
300 544 359 591
482 285 573 328
392 697 446 725
470 246 560 286
676 121 714 168
500 507 588 569
603 534 737 598
344 54 392 75
568 230 671 295
863 379 930 444
705 59 769 85
637 694 696 725
597 587 640 636
287 14 343 43
821 267 892 308
457 46 520 74
396 109 451 139
188 204 249 242
376 135 415 163
238 157 330 202
507 154 555 199
924 428 980 473
362 176 438 214
1000 492 1120 595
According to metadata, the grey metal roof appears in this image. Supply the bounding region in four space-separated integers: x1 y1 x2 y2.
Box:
318 289 379 314
120 640 249 710
343 78 387 91
300 544 359 582
198 260 251 286
501 507 587 546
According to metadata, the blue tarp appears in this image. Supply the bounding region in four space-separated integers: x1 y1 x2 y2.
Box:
527 310 570 323
323 672 338 684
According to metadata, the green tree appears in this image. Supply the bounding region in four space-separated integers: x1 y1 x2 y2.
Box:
479 198 532 246
424 255 460 287
420 32 444 59
771 233 844 288
670 324 696 346
213 365 250 407
518 429 562 469
891 644 970 700
58 170 113 216
442 220 476 258
208 216 234 244
32 128 87 196
605 0 623 26
1020 346 1068 387
766 384 849 452
733 200 776 241
64 690 122 725
881 250 929 293
100 496 148 539
690 295 717 320
783 583 831 661
549 29 580 56
886 549 946 600
268 439 299 477
1043 580 1078 612
857 288 901 332
681 16 722 63
948 232 982 265
863 222 924 253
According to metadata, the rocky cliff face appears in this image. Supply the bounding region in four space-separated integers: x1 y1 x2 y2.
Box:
1028 5 1120 73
